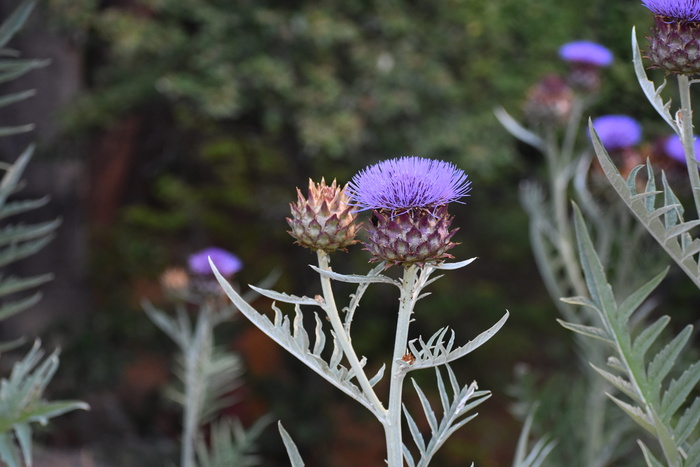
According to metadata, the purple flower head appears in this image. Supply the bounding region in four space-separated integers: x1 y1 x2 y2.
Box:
642 0 700 21
188 247 243 276
348 157 471 212
591 115 643 151
559 41 614 67
663 134 700 163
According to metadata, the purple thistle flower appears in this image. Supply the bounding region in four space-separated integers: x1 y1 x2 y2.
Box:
663 134 700 163
559 41 614 67
188 247 243 276
347 157 471 212
591 115 642 151
642 0 700 21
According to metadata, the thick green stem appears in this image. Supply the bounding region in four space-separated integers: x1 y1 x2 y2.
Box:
385 265 419 467
677 74 700 219
316 250 386 416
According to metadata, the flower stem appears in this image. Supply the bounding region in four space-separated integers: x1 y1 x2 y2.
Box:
677 74 700 219
316 250 386 416
181 303 213 467
385 265 419 467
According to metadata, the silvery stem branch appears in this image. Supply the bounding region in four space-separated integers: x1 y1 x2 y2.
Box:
385 265 419 466
316 250 385 414
677 74 700 218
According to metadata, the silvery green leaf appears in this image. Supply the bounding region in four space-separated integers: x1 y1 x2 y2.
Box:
248 285 322 307
660 361 700 419
591 119 700 289
673 397 700 445
619 268 668 323
556 320 613 346
632 27 677 132
638 441 666 467
431 257 477 271
607 394 654 434
590 365 640 405
0 196 48 220
408 311 509 370
0 235 55 268
368 364 385 387
0 433 19 467
631 316 670 360
647 325 692 390
493 106 545 151
404 366 490 467
278 421 305 467
0 291 42 322
211 261 380 416
403 404 426 454
309 264 400 287
684 438 700 467
0 274 52 298
512 406 556 467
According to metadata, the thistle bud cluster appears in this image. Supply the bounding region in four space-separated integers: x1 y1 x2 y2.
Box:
643 0 700 74
287 157 471 268
287 178 359 252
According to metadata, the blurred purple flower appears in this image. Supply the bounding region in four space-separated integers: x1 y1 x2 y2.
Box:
347 156 471 212
663 134 700 163
642 0 700 21
591 115 642 151
559 41 613 67
188 247 243 276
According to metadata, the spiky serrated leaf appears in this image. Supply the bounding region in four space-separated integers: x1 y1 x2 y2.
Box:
648 325 692 392
607 393 655 434
591 364 641 404
0 196 48 220
0 273 51 297
673 397 700 445
411 378 438 433
631 315 670 361
403 404 426 454
0 291 41 321
408 311 508 370
632 28 677 131
557 319 612 345
683 438 700 467
493 106 546 151
0 234 54 268
660 361 700 419
619 268 668 323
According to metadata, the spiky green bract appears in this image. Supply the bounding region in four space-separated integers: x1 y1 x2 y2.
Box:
561 204 700 467
365 206 458 268
287 178 359 252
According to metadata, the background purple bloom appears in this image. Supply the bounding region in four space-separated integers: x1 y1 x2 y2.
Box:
664 134 700 163
591 115 642 151
348 157 471 211
188 247 243 276
642 0 700 21
559 41 613 67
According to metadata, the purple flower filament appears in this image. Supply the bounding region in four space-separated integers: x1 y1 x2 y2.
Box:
559 41 613 67
348 157 471 213
642 0 700 21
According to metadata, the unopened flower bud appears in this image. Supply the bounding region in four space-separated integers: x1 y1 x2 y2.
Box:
287 178 359 252
522 75 574 127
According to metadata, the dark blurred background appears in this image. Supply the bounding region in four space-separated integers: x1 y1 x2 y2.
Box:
0 0 691 465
